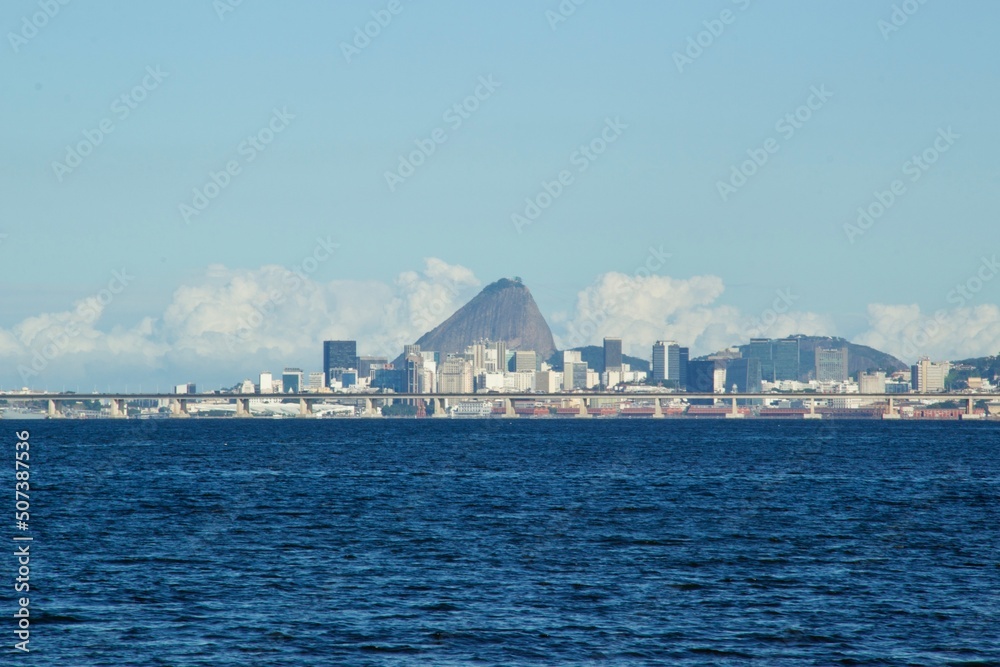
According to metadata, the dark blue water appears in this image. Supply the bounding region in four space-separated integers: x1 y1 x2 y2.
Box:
16 420 1000 665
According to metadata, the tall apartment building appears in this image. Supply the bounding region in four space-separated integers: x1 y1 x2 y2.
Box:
815 347 849 383
911 358 950 393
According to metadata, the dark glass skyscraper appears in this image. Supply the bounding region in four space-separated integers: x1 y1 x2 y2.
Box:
725 358 762 393
652 341 666 384
773 337 800 381
323 340 357 384
747 338 774 382
603 337 623 372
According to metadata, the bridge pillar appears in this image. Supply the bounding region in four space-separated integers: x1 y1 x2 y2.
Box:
46 399 64 419
652 397 663 419
803 396 822 419
362 397 381 417
576 398 592 419
503 398 517 418
882 396 901 419
432 397 448 418
960 397 983 420
235 398 253 418
169 398 191 418
298 399 315 418
110 398 127 419
725 396 744 419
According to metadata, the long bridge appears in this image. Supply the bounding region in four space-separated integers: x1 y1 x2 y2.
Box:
1 392 996 420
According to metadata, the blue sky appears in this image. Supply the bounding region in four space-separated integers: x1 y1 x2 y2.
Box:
2 0 999 389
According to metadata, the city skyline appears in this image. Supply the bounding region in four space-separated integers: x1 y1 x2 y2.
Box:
4 2 1000 389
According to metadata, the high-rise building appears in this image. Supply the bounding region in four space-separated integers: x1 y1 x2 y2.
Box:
358 356 388 381
465 342 487 372
439 355 474 393
308 372 325 392
495 341 507 374
652 341 666 384
372 368 405 392
911 358 950 393
652 341 684 388
815 347 848 383
687 359 724 393
514 350 537 372
282 368 304 393
404 354 424 393
859 371 886 394
773 337 800 381
747 338 775 382
323 340 357 384
725 358 762 393
562 350 588 390
603 337 623 372
258 371 273 394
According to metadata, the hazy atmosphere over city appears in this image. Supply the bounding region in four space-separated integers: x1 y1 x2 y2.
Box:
3 0 999 390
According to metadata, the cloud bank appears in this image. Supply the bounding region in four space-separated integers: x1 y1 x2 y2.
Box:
2 261 998 390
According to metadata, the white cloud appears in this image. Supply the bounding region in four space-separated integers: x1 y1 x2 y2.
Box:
855 303 1000 362
0 258 479 390
555 272 833 358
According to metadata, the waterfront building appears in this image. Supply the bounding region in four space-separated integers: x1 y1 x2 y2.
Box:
282 368 304 393
323 340 357 385
911 358 950 393
859 371 886 394
439 355 474 394
815 347 848 383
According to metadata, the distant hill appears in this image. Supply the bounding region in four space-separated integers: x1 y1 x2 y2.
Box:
401 278 556 362
950 354 1000 381
696 335 908 381
546 346 650 373
773 336 907 380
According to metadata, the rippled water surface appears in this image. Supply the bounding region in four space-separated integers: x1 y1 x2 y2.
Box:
20 419 1000 665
